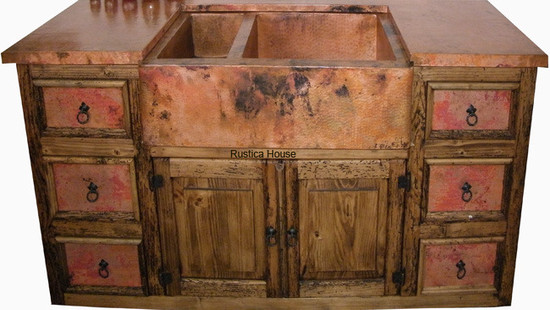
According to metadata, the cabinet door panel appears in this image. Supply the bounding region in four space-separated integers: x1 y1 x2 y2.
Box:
300 179 386 280
289 160 402 297
173 177 264 279
155 159 271 297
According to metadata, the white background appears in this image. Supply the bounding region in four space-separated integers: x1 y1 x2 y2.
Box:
0 1 548 309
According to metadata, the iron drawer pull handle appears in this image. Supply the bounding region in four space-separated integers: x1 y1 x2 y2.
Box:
87 182 99 203
461 182 473 202
456 260 466 279
287 227 298 247
466 104 478 126
265 226 278 247
98 259 110 279
77 102 90 124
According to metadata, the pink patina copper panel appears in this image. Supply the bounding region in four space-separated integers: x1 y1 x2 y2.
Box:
65 243 141 287
432 90 511 130
428 165 504 212
43 87 124 129
140 66 411 149
52 163 133 213
423 242 497 289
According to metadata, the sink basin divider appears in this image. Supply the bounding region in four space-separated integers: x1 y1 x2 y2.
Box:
227 14 258 58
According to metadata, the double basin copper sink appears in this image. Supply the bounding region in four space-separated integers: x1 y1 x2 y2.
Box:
141 10 412 150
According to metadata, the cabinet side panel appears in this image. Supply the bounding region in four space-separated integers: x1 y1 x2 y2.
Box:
17 64 67 304
499 68 537 304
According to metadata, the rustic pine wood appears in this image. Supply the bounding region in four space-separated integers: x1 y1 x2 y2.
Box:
158 159 271 297
64 292 502 309
65 286 144 296
419 221 507 239
424 140 516 159
288 160 403 297
151 147 408 159
51 218 142 239
41 137 136 157
385 160 406 295
180 279 266 297
402 67 426 296
265 161 282 297
152 158 182 295
17 64 66 304
298 178 386 280
299 279 385 297
170 158 264 179
173 175 266 280
128 77 164 295
423 211 505 223
499 68 537 304
283 161 296 297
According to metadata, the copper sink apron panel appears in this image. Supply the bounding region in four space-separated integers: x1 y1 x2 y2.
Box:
140 66 412 149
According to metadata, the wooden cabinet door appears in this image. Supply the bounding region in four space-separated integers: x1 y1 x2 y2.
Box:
286 160 406 297
153 158 276 297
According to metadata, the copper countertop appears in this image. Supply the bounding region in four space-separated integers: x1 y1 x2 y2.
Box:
1 0 548 67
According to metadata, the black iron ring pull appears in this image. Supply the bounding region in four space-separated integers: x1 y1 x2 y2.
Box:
265 226 278 247
466 104 478 126
456 260 466 279
287 227 298 247
87 182 99 203
98 259 110 279
77 102 90 124
461 182 473 202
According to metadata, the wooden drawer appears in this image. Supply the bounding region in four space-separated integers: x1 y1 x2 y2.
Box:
60 238 144 293
45 157 139 219
424 159 511 221
418 238 503 295
33 79 130 137
427 82 519 139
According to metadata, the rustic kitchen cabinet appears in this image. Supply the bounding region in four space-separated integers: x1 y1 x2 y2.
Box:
1 0 547 309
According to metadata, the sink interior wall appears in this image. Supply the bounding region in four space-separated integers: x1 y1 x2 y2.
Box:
158 13 244 58
252 13 384 60
156 12 398 61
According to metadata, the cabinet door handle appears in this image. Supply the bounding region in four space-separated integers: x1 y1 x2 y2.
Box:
98 259 110 279
265 226 278 247
77 102 90 124
466 104 478 126
456 260 466 279
286 227 298 247
87 182 99 203
461 182 473 202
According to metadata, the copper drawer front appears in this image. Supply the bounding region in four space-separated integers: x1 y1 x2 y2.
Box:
34 80 130 137
64 243 142 287
427 164 505 213
427 82 519 139
419 239 502 294
49 159 136 214
432 90 511 130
